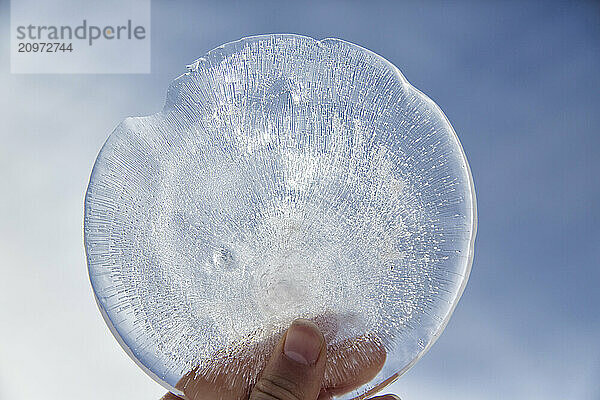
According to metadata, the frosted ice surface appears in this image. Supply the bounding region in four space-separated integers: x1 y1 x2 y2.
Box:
84 34 477 399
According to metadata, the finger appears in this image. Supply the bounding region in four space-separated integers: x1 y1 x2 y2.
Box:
317 390 332 400
164 317 387 400
160 392 183 400
322 335 387 397
174 362 250 400
250 319 327 400
315 393 400 400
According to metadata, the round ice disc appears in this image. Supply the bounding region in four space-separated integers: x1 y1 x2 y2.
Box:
84 34 476 399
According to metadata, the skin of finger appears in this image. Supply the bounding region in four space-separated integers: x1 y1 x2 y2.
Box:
168 321 326 400
321 337 386 397
160 390 400 400
160 392 183 400
161 388 399 400
162 321 387 399
315 391 400 400
163 337 386 400
317 390 333 400
249 322 327 400
175 364 250 400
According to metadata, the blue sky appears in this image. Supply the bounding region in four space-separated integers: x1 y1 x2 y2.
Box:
0 1 598 399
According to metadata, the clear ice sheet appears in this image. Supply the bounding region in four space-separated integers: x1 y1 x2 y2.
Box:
84 34 477 399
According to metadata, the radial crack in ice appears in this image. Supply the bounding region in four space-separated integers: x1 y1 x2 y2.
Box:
84 34 477 399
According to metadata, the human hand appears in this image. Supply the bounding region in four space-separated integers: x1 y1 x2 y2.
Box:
161 319 399 400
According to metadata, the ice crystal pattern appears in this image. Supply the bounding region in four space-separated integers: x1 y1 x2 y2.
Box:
84 34 476 399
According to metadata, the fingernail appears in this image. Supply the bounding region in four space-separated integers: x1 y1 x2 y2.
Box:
283 319 323 365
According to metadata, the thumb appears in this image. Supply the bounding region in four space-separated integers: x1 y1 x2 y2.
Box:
250 319 327 400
